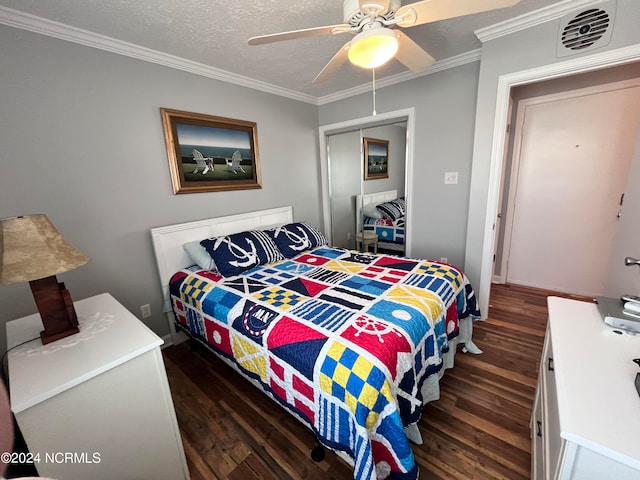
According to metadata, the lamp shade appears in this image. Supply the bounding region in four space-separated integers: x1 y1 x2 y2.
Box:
348 28 399 69
0 214 89 285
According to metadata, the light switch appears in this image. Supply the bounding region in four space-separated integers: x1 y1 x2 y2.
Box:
444 172 458 185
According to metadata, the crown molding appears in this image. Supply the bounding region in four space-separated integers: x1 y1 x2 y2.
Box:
475 0 608 42
1 0 586 106
317 49 482 105
0 6 319 105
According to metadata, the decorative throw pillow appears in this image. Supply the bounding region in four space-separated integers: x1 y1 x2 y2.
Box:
376 199 406 221
265 222 327 258
183 240 216 271
200 230 283 277
363 204 384 219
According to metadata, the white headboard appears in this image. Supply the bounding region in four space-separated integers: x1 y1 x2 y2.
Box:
355 189 398 233
150 206 293 344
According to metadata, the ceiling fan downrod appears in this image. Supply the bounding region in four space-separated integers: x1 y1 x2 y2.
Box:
372 68 377 116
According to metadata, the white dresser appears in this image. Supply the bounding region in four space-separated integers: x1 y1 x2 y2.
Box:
532 297 640 479
6 293 190 480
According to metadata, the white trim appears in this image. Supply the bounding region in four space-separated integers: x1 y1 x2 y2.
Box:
0 6 319 105
475 0 610 42
477 43 640 320
0 5 480 106
316 50 482 105
2 0 602 105
0 4 481 106
498 98 526 285
318 108 415 257
160 334 173 349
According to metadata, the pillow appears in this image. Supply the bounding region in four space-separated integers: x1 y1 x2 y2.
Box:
376 199 406 221
266 222 327 258
183 240 216 271
200 230 283 277
363 204 384 219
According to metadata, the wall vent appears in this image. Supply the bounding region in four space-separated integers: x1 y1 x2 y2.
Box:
557 1 615 57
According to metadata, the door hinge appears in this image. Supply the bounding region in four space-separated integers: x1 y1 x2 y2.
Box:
620 193 625 206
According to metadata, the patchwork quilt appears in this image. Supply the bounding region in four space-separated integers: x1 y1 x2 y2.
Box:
363 217 405 245
169 246 480 480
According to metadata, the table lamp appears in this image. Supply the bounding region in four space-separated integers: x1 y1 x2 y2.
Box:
0 215 89 344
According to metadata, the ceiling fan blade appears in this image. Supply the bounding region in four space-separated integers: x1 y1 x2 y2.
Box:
359 0 391 16
248 24 351 45
396 0 520 27
394 31 435 72
313 42 351 83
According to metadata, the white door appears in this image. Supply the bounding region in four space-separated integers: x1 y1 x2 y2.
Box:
504 81 640 297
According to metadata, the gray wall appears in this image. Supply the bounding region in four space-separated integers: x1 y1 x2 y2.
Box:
320 61 480 266
0 26 322 351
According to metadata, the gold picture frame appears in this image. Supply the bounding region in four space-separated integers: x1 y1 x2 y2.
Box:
160 108 262 194
363 137 389 181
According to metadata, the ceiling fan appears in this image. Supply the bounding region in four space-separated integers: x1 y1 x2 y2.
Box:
248 0 520 83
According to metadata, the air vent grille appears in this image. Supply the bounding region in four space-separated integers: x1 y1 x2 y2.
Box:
557 1 616 58
561 8 610 51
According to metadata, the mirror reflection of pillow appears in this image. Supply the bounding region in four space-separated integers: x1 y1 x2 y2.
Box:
363 204 383 219
376 199 405 221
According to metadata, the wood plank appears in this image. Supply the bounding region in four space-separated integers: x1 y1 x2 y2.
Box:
163 283 553 479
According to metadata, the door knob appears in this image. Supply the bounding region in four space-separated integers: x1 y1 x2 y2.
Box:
625 257 640 267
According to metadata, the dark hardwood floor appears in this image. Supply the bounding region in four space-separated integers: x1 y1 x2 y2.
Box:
163 283 578 479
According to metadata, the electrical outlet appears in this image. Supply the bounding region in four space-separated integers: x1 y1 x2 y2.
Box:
140 304 152 319
444 172 459 185
347 232 352 240
440 257 448 263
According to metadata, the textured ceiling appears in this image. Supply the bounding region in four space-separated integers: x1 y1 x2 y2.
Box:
0 0 566 99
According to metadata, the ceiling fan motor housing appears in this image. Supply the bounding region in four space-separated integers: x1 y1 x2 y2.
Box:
343 0 401 26
556 0 616 57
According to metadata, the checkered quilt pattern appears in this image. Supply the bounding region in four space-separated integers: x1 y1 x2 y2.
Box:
169 246 480 480
363 217 405 245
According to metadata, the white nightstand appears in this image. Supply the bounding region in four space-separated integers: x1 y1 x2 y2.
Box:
6 293 190 480
355 231 378 253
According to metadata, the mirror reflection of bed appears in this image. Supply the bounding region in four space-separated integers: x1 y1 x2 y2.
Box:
357 189 405 255
327 122 407 252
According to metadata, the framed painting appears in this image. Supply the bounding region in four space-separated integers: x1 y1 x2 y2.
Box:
363 137 389 181
160 108 262 194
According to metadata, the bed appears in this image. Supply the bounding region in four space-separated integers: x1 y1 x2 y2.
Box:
356 190 405 254
151 206 482 480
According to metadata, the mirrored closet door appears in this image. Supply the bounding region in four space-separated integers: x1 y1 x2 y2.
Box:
323 115 409 255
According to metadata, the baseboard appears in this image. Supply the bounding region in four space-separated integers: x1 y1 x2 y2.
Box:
160 333 173 349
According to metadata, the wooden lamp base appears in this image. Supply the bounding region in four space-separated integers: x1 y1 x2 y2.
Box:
29 276 80 345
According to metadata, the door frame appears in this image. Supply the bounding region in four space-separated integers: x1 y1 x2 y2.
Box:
498 78 640 286
492 97 513 284
477 44 640 317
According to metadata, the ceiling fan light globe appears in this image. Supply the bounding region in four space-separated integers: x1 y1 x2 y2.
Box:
348 28 398 69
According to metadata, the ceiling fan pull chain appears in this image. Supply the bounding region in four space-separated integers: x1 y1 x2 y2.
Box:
372 68 377 116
